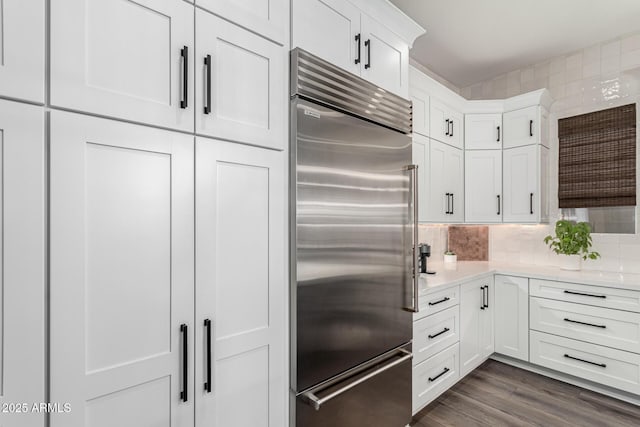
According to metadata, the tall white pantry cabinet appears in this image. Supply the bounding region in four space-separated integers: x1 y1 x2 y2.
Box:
3 1 288 426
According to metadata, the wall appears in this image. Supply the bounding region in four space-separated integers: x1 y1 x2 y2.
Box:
425 32 640 273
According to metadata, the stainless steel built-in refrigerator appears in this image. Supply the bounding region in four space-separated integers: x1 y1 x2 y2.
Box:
290 49 419 427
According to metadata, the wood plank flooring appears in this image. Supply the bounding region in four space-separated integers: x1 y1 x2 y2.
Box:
412 360 640 427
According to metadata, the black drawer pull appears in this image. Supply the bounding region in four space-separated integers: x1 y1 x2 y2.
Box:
364 39 371 69
180 46 188 109
445 119 450 136
564 290 607 299
204 319 212 392
354 33 361 64
497 125 501 142
428 328 450 339
428 297 450 306
180 323 188 402
529 119 533 137
480 286 486 310
204 55 212 114
564 318 606 329
497 195 501 215
428 367 450 382
564 354 606 368
530 193 534 214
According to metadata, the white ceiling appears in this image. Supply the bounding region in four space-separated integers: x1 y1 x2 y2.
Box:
389 0 640 88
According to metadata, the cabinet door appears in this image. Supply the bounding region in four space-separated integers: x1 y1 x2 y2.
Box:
460 282 483 377
197 0 287 44
0 0 45 103
480 279 495 358
360 14 408 97
465 114 502 150
503 106 538 149
196 9 286 150
50 112 194 427
292 0 360 76
412 134 428 222
446 146 464 222
429 99 449 144
0 100 45 427
426 139 449 222
503 145 538 223
196 137 286 427
494 276 529 361
540 146 550 223
465 150 502 223
448 110 464 150
410 87 430 137
50 0 194 132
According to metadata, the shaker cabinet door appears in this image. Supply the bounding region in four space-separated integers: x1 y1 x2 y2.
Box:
196 9 286 150
503 145 538 223
50 0 194 131
50 112 195 427
0 100 45 427
0 0 45 103
196 137 286 427
465 150 502 223
465 113 502 150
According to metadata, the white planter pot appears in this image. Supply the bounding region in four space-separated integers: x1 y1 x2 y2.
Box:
444 254 457 264
560 254 582 271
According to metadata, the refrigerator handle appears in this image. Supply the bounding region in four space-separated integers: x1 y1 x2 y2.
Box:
302 348 412 411
406 164 420 313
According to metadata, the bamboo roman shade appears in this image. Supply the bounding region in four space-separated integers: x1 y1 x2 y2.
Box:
558 104 637 208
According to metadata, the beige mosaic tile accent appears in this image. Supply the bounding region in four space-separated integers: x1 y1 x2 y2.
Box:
447 226 489 261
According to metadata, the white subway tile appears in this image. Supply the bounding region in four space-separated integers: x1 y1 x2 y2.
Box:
583 44 601 64
583 61 600 78
601 39 621 59
521 67 535 83
566 52 583 70
534 62 550 80
621 49 640 71
622 33 640 52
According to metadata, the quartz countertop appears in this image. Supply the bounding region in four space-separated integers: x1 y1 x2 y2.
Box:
419 261 640 294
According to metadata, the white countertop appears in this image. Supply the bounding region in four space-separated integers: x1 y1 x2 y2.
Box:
419 261 640 294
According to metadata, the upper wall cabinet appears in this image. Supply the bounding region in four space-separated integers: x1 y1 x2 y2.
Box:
503 105 549 149
410 87 430 137
292 0 424 98
503 144 549 223
195 9 286 150
430 98 463 149
50 0 194 132
0 0 45 103
426 139 464 223
197 0 287 44
465 114 502 150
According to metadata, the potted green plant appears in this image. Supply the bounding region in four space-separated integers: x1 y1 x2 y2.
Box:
443 250 457 264
543 220 600 271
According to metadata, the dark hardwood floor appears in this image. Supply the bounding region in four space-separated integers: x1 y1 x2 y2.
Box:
412 359 640 427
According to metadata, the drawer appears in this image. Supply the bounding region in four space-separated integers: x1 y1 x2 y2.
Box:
416 285 459 320
413 343 460 414
530 279 640 313
531 297 640 353
413 305 459 366
530 330 640 395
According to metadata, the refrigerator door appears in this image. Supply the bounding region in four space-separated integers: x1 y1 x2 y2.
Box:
293 98 414 392
296 344 412 427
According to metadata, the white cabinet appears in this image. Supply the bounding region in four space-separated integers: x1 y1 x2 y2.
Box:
412 343 460 414
0 0 45 103
50 0 194 132
0 100 45 427
465 113 502 150
412 134 428 222
410 87 430 136
197 0 287 44
494 275 529 361
195 137 286 427
430 98 463 149
503 145 549 223
465 150 502 223
50 112 195 427
427 139 464 223
460 278 494 377
503 106 549 149
195 9 286 150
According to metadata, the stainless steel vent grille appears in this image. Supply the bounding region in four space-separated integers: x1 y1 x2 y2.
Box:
291 48 412 134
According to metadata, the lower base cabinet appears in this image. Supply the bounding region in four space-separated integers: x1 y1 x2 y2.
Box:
460 277 494 377
412 343 460 413
494 275 529 361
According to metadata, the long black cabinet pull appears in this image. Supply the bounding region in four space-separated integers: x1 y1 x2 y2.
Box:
564 290 607 299
484 285 489 308
497 126 501 142
529 119 533 137
364 39 371 69
355 34 361 64
564 354 606 368
445 193 451 214
450 194 454 215
445 119 450 136
450 120 454 137
564 318 606 329
480 286 486 310
204 319 212 393
180 324 188 402
428 297 450 306
429 367 450 382
530 193 534 214
181 46 189 109
204 55 212 114
497 195 501 215
428 328 450 339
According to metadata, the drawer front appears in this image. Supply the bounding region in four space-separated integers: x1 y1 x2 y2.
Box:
531 297 640 353
530 279 640 313
530 331 640 395
413 343 460 414
416 285 459 320
413 305 459 366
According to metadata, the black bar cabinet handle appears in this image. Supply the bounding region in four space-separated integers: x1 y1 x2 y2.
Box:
428 297 450 306
181 46 189 109
497 126 501 142
564 354 606 368
564 290 607 299
450 193 454 215
204 319 212 392
497 195 501 215
529 119 533 137
180 324 188 402
485 285 489 308
355 34 361 64
445 119 450 136
364 39 371 69
428 328 450 340
445 193 450 214
428 367 450 382
450 120 454 137
564 318 606 329
530 193 534 214
204 55 212 115
480 286 486 310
